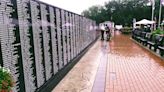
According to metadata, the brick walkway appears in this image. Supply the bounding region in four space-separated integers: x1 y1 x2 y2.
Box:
52 31 164 92
106 31 164 92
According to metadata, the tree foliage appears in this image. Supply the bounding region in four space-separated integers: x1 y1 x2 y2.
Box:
81 0 164 26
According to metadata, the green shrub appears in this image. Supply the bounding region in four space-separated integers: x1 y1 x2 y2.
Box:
0 66 15 91
152 28 164 35
121 27 132 34
151 28 164 40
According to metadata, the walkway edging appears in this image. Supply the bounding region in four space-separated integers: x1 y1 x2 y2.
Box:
92 41 108 92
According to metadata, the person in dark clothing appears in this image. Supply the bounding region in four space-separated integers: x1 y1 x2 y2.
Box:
105 25 111 41
100 24 105 40
101 30 104 40
147 25 151 32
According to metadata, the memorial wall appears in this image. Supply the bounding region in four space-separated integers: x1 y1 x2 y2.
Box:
0 0 97 92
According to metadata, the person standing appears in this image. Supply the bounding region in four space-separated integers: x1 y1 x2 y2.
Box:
105 24 110 41
100 24 105 40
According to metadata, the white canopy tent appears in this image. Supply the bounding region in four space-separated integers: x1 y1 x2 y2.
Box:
133 19 155 29
134 19 155 25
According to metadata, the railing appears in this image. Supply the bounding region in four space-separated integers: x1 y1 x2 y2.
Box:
132 29 164 57
0 0 98 92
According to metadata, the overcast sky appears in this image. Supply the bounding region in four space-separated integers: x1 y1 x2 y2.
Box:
39 0 110 14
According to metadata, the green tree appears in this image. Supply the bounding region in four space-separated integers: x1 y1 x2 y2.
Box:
82 0 164 26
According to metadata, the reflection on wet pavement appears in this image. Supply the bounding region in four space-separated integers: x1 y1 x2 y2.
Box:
52 31 164 92
92 40 108 92
106 31 164 92
52 41 102 92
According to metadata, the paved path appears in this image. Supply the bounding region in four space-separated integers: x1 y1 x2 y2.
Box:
52 31 164 92
52 39 102 92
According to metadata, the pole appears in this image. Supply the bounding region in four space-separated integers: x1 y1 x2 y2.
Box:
158 0 162 28
151 1 155 21
151 0 155 31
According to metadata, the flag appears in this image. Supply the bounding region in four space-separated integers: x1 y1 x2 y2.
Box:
149 0 155 4
161 0 164 5
148 0 155 10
